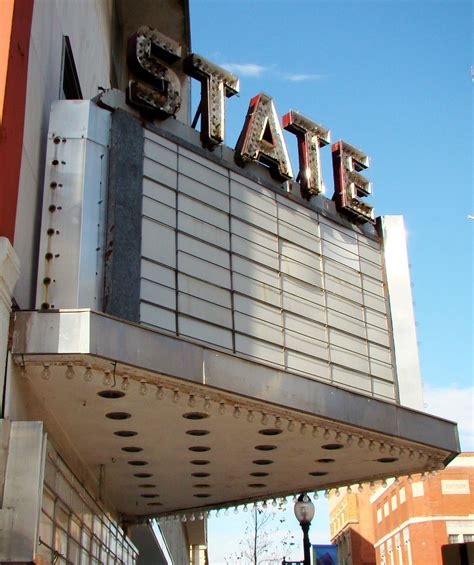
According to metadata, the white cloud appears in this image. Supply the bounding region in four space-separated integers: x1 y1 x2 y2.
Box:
217 63 324 83
284 73 325 82
220 62 267 77
423 384 474 451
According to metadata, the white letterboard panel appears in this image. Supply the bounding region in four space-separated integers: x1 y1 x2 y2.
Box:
138 127 397 402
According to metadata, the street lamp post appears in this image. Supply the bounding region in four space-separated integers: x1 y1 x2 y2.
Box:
294 493 315 565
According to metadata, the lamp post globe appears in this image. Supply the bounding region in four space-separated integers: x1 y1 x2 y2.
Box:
294 494 315 565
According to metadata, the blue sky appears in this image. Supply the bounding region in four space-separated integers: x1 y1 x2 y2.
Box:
189 0 472 561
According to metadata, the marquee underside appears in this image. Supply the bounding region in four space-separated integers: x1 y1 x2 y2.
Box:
12 310 459 519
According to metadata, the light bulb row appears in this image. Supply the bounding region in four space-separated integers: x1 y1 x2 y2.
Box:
156 464 444 523
157 497 290 523
21 361 445 474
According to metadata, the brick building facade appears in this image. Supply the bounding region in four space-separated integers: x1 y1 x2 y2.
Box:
330 453 474 565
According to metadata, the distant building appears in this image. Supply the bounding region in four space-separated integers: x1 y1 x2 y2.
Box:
329 453 474 565
329 485 375 565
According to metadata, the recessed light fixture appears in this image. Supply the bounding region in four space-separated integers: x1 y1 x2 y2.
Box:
98 390 125 399
321 444 344 450
106 412 131 420
114 430 138 437
186 430 210 436
259 429 282 436
377 457 398 463
183 412 209 420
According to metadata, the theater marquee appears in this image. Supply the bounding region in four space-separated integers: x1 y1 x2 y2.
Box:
127 26 374 224
25 27 458 520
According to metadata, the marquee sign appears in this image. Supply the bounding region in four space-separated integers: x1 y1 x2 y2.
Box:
126 27 374 223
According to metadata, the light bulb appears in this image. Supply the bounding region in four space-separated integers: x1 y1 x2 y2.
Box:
234 406 241 419
188 394 196 407
140 381 147 396
204 397 211 411
369 441 376 452
121 377 130 391
247 410 254 423
275 417 281 428
261 413 269 425
323 429 330 440
156 386 164 399
300 423 307 435
103 370 112 387
382 479 388 488
335 488 340 497
84 366 93 382
313 492 319 500
369 481 375 491
173 390 179 403
347 485 352 494
347 435 354 446
42 365 51 380
65 365 75 380
219 402 225 415
312 426 319 438
358 438 365 448
288 420 295 432
358 484 364 493
324 489 330 498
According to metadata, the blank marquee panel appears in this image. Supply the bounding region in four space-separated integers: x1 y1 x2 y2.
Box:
139 128 395 401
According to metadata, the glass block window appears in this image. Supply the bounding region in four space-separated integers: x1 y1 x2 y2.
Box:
37 443 138 564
